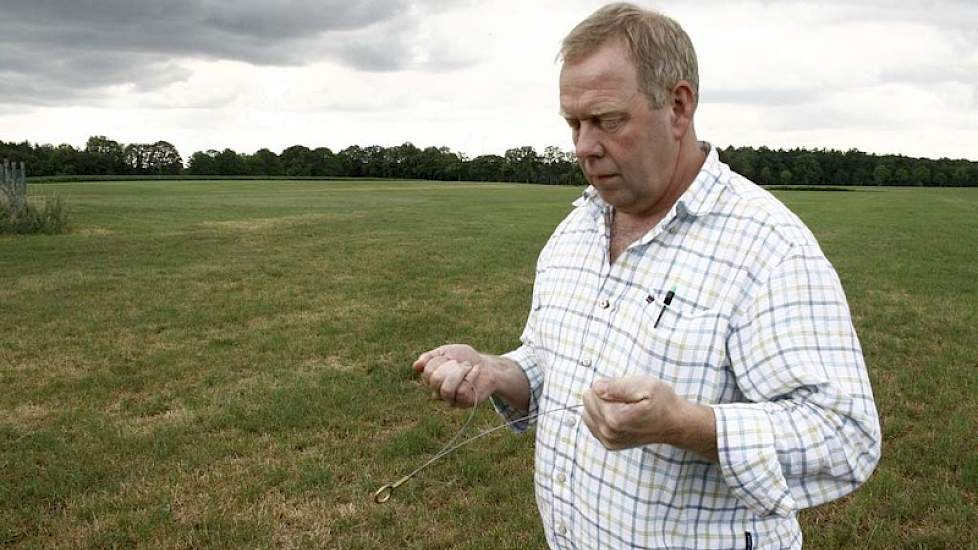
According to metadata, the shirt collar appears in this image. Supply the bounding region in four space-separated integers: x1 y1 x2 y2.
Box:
572 185 608 217
572 142 725 219
675 143 725 218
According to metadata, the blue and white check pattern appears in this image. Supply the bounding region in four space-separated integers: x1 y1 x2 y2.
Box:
492 146 881 549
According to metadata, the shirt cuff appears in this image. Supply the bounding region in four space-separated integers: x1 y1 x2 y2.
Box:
489 345 541 433
713 403 797 517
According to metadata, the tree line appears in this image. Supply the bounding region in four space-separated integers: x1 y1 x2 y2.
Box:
720 146 978 187
1 137 185 177
3 136 976 186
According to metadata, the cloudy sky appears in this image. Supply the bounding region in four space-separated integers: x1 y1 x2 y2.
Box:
1 0 976 161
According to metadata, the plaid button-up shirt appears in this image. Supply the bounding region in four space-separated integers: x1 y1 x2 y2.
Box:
492 146 881 549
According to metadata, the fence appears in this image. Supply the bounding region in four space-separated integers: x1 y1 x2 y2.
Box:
1 159 27 214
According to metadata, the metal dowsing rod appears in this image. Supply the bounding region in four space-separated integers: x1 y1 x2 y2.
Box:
373 389 583 504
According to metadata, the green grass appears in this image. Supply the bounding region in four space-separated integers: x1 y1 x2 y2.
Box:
1 181 976 548
0 195 69 235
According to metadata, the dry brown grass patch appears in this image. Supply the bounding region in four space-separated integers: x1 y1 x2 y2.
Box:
197 214 335 233
127 406 194 434
300 355 359 373
0 402 53 431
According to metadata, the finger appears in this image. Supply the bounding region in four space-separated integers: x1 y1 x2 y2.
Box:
582 390 601 427
582 389 606 425
452 368 477 408
412 353 430 372
455 365 482 407
593 376 650 404
593 415 619 448
439 361 473 406
426 358 455 392
581 402 595 432
580 404 606 446
412 348 445 371
420 356 449 386
583 390 621 444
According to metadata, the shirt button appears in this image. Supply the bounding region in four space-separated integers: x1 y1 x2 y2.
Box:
556 472 566 484
599 299 610 309
557 522 567 535
579 357 592 368
563 415 576 427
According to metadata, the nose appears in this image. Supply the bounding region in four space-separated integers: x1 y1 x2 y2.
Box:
574 122 604 159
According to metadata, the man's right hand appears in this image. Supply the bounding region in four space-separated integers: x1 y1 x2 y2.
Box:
412 344 495 408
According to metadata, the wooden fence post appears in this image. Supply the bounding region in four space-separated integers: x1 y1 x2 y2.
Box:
19 162 27 208
1 159 28 213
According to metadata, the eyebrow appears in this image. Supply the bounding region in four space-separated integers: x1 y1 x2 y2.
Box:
558 109 626 119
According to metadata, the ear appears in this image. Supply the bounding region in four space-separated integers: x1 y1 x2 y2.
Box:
669 80 697 140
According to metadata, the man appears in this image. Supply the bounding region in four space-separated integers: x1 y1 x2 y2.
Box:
413 3 880 548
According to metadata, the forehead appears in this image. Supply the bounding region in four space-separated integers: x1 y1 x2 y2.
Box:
559 40 640 117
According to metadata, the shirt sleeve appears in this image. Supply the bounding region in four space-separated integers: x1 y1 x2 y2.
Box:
490 335 544 433
713 244 882 517
490 238 557 432
491 280 546 432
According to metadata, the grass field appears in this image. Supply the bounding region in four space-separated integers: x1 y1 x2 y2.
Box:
2 180 976 549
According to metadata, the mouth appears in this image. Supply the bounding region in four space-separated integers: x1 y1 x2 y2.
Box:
591 173 618 183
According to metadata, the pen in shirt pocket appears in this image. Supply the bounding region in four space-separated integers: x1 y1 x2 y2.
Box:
653 287 676 328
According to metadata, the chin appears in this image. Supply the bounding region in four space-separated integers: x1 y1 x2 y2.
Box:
594 187 626 207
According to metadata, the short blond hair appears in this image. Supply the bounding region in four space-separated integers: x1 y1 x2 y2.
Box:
560 3 699 109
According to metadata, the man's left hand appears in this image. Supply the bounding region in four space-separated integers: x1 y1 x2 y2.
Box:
582 375 718 461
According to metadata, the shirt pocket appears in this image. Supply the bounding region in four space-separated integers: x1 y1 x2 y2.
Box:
628 293 728 401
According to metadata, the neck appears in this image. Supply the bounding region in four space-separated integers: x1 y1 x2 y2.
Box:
620 138 707 226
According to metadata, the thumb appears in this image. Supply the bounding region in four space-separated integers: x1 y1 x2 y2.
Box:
593 377 649 403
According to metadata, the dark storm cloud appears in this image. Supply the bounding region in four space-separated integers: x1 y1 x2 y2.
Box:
0 0 472 105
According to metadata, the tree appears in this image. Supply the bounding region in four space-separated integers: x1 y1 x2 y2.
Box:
188 150 219 175
123 143 148 174
310 147 344 176
85 136 125 174
468 155 506 182
50 144 83 175
726 146 757 180
893 167 911 186
911 165 930 187
951 165 976 186
214 149 246 175
280 145 315 176
872 163 891 186
504 146 539 183
833 170 850 186
338 146 367 177
246 148 282 176
538 146 580 184
389 142 422 178
146 141 183 174
794 154 822 185
778 169 793 185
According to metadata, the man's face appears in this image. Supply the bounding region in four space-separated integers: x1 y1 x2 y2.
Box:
559 40 680 216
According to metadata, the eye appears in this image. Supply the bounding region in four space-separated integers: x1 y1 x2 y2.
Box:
565 118 580 130
599 117 624 131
